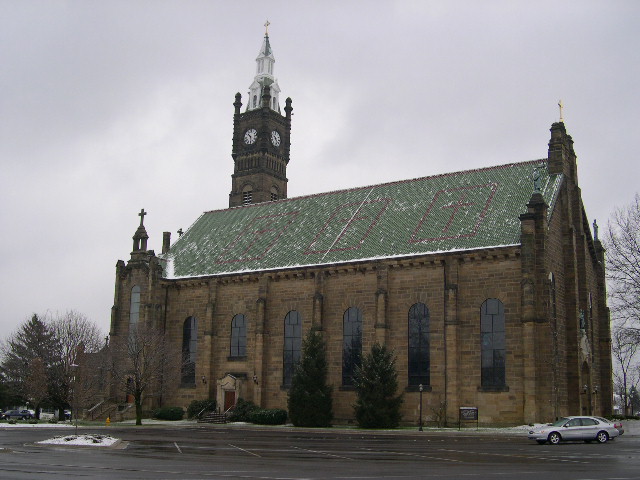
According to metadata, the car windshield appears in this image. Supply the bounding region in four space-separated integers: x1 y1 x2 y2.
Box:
551 417 569 427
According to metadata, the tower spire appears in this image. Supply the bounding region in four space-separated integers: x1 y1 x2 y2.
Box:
247 23 281 112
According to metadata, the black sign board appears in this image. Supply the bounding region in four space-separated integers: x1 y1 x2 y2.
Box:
458 407 479 430
459 407 478 420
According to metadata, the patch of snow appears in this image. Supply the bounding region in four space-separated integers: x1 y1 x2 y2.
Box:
37 434 119 447
0 422 76 428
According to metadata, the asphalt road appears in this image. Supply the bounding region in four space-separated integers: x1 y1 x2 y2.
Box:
1 425 639 480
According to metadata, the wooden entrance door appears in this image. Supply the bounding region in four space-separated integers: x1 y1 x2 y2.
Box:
224 391 236 411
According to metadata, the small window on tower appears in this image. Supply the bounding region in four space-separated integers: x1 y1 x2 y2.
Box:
253 95 257 109
270 187 278 202
242 186 253 205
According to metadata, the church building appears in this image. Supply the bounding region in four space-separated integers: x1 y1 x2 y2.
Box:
108 29 613 425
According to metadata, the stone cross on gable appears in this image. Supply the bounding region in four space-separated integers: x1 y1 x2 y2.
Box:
593 219 599 241
138 208 147 227
558 99 564 123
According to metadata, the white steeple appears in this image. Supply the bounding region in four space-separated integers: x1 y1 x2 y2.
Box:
247 21 281 112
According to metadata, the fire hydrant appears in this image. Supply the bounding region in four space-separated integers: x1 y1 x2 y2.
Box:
106 416 111 427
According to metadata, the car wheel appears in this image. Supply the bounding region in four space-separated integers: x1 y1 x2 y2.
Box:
536 440 546 445
596 431 609 444
548 432 561 445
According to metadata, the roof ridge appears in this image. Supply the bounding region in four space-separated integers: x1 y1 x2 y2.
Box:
204 158 548 214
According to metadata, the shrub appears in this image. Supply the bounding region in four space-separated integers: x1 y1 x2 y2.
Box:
153 406 185 421
249 409 288 425
228 398 258 422
187 399 217 419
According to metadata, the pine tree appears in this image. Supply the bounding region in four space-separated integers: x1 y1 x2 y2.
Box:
353 343 403 428
287 330 333 427
0 314 59 401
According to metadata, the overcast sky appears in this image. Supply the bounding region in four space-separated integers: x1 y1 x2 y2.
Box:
1 0 638 339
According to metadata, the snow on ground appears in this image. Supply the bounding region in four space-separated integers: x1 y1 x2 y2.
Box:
37 434 119 447
0 422 76 428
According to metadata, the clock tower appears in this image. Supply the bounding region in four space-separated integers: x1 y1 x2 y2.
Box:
229 26 292 208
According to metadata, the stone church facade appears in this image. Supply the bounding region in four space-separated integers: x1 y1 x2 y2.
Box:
108 31 612 426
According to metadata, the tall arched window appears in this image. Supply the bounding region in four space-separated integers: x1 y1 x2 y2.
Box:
283 311 302 387
481 299 506 387
230 314 247 357
408 303 430 386
342 307 362 386
181 316 197 384
129 285 140 337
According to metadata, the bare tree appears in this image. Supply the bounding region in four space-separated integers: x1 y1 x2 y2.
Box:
49 310 105 418
109 323 179 425
604 193 640 335
612 326 640 415
51 310 103 369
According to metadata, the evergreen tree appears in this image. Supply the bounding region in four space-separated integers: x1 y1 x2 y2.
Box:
0 314 59 403
353 343 403 428
287 330 333 427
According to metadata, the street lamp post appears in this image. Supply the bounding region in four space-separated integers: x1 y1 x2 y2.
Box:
419 384 423 432
71 363 78 436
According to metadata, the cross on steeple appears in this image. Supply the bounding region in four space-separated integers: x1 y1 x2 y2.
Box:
558 99 564 123
264 20 270 35
138 208 147 227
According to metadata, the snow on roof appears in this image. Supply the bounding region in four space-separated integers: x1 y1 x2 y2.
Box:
163 160 562 279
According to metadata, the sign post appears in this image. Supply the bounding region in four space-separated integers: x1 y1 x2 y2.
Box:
458 407 478 430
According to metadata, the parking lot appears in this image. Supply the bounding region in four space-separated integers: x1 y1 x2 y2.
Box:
1 423 640 480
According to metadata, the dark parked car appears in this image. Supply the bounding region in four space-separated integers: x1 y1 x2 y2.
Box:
2 409 32 420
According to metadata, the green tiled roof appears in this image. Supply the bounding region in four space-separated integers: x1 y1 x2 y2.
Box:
164 160 562 278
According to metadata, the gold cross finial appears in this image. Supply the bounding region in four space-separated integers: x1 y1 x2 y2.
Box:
264 20 270 35
558 99 564 123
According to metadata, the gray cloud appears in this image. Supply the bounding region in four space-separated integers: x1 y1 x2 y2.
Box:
1 0 638 337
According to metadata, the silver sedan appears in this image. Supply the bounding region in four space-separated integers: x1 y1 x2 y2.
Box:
528 416 621 444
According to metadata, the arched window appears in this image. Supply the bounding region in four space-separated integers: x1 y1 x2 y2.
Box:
129 285 140 336
342 307 362 386
481 299 506 387
283 311 302 387
230 314 247 357
408 303 430 386
252 95 257 109
181 316 197 384
270 186 279 202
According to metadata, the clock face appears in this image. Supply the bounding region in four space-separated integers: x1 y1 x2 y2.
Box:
271 130 281 147
244 128 257 145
